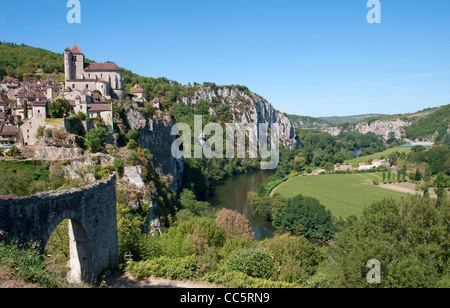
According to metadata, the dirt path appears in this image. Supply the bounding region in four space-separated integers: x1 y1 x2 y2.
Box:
379 183 437 199
105 271 218 289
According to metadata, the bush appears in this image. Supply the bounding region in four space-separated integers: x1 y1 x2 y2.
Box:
224 248 276 279
85 127 108 153
6 146 21 158
203 266 299 288
127 255 200 280
215 208 253 238
0 242 62 288
168 217 226 249
36 126 44 137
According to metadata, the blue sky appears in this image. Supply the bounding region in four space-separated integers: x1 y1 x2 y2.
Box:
1 0 450 117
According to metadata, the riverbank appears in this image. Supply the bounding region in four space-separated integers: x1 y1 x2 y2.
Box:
207 170 276 241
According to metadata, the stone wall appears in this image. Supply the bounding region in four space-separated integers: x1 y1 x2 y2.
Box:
0 175 119 283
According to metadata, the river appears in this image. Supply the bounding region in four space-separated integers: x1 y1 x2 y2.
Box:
207 170 276 241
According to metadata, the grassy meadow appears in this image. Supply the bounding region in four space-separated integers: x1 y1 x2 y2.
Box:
272 172 409 218
345 147 411 167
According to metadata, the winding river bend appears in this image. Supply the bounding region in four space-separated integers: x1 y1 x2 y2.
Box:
207 170 276 241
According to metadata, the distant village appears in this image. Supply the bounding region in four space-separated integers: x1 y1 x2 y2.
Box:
0 45 160 151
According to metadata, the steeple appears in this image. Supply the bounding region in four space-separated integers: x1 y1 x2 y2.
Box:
70 44 83 55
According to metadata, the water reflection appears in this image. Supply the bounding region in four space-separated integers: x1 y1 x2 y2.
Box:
208 170 276 241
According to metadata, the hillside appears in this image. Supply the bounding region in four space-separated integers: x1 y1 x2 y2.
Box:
291 105 450 142
0 42 64 81
287 114 331 130
318 114 389 124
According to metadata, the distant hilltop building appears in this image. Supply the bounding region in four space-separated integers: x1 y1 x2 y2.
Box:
64 44 127 100
130 83 145 103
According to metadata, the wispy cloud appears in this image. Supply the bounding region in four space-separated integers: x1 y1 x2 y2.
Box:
253 8 291 16
365 82 407 90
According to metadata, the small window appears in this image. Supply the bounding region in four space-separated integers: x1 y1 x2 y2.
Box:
86 84 89 89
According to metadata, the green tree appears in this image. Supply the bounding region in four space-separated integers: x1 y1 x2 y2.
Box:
49 98 70 118
273 194 335 240
317 196 449 288
23 99 28 119
179 189 213 217
414 168 423 182
84 127 108 153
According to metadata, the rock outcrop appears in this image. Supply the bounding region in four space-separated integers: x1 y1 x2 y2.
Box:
322 118 412 141
181 87 300 149
126 109 184 194
34 135 84 160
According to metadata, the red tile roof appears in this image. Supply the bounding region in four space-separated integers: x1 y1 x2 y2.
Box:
71 44 83 55
0 125 19 136
1 77 19 84
131 84 144 93
88 104 111 112
84 63 121 72
0 93 11 104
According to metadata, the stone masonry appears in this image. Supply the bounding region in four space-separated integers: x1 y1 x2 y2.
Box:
0 175 119 283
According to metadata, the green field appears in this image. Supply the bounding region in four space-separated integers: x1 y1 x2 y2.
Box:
272 173 408 218
346 147 411 166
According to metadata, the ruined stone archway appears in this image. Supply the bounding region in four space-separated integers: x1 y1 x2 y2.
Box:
0 175 119 283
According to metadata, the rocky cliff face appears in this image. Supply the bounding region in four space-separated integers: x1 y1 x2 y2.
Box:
126 109 184 194
322 118 412 141
181 87 300 149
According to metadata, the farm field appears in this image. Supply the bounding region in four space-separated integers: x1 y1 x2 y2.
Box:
346 147 412 166
271 172 409 219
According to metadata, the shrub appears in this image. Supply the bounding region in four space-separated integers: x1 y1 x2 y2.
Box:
168 217 226 249
45 128 53 138
184 226 209 256
218 235 258 259
0 242 62 288
6 146 21 158
224 248 276 279
126 139 139 150
215 208 253 238
127 255 200 280
85 127 108 153
204 265 298 288
113 158 124 176
36 126 44 137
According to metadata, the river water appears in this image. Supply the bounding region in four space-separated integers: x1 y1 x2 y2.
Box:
207 170 276 241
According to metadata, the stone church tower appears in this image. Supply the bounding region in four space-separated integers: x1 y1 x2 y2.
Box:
64 45 127 100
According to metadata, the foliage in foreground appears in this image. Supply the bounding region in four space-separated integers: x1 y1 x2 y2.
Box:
123 195 449 288
0 242 63 288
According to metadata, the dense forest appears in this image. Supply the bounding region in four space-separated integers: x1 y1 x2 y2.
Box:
0 42 64 81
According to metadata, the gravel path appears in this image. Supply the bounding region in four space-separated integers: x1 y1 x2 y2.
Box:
105 271 217 289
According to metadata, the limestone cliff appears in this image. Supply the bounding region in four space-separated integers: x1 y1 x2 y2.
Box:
322 118 412 141
126 109 184 194
181 86 300 149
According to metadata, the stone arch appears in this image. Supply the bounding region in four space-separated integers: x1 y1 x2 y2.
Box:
0 175 118 283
